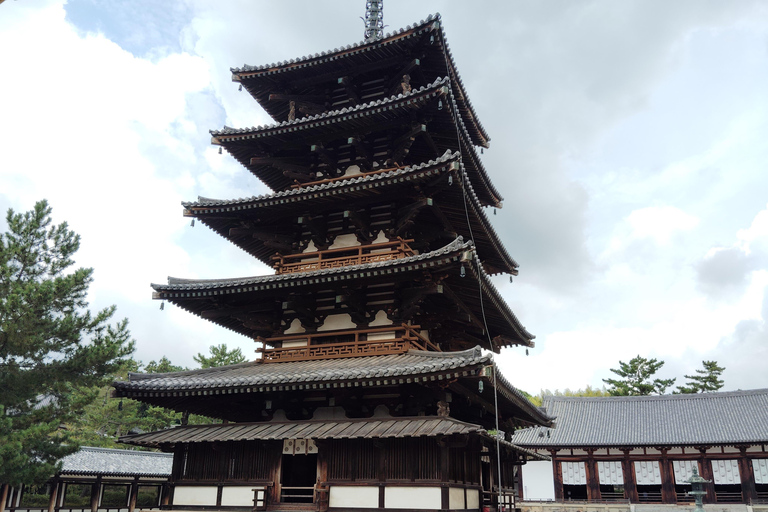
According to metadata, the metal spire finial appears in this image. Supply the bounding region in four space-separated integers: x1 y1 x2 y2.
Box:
363 0 384 41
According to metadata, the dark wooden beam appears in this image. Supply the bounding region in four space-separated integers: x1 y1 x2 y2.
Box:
269 93 326 103
440 283 486 330
249 156 309 173
338 76 361 106
310 144 337 169
348 137 373 170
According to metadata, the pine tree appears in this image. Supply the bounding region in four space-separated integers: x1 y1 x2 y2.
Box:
602 355 675 396
193 343 246 368
676 360 725 393
0 201 134 485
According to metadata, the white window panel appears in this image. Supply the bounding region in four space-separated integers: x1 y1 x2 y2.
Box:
634 461 661 485
753 459 768 485
712 460 740 485
562 462 586 485
597 461 623 485
672 460 698 483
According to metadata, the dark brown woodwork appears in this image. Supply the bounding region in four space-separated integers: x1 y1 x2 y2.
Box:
738 450 758 505
269 93 326 103
249 156 309 173
338 76 361 105
698 449 716 503
89 475 101 512
585 451 600 501
621 452 639 503
348 137 373 170
659 449 676 504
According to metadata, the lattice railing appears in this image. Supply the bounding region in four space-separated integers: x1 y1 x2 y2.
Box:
273 238 414 275
258 324 439 363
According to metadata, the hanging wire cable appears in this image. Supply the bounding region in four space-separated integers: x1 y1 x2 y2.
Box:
439 31 506 507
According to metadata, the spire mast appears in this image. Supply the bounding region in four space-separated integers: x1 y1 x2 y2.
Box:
363 0 384 41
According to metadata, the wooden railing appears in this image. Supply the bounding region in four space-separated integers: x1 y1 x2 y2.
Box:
272 238 414 275
258 324 439 363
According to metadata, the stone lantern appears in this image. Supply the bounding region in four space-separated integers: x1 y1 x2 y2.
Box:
687 467 710 512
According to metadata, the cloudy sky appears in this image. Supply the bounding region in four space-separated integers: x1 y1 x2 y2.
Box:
1 0 767 394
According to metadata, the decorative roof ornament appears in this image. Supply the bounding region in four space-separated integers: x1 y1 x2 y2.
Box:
363 0 384 41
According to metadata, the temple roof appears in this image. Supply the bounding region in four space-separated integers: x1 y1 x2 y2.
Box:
119 416 484 448
509 389 768 448
60 446 172 477
211 78 501 206
113 347 553 428
183 151 518 275
151 238 533 346
231 14 490 148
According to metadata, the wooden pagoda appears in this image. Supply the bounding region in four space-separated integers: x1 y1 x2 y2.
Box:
114 13 553 512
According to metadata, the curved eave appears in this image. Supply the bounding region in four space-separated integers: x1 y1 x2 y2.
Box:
231 14 490 147
182 153 517 275
212 79 501 207
151 239 532 346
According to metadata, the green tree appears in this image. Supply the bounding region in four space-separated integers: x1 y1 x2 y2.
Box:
675 360 725 393
193 343 246 368
0 200 134 485
602 355 675 396
528 386 610 406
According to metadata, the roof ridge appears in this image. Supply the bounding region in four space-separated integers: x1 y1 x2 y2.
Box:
231 14 440 74
78 446 171 457
211 76 450 136
545 388 768 402
155 236 471 289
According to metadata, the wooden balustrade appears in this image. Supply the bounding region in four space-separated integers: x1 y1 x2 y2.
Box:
258 324 440 363
272 238 415 275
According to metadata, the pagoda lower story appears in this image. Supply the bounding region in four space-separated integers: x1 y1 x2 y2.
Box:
115 11 553 512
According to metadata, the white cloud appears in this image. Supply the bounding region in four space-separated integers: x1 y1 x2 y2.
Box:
626 206 699 244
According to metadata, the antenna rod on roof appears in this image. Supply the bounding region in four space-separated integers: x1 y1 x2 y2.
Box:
363 0 384 41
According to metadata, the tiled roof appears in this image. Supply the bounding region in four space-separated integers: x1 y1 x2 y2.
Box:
154 236 470 291
185 151 460 208
116 346 490 393
211 77 449 138
119 416 484 448
509 389 768 448
231 14 490 147
113 347 552 428
150 237 532 345
182 151 517 274
210 77 501 206
60 446 172 477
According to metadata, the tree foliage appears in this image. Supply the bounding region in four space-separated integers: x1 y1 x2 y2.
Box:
676 360 725 393
193 343 246 368
527 386 610 406
0 201 134 485
602 355 675 396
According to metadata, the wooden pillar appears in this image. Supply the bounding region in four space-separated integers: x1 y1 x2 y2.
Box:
440 439 449 510
737 449 757 505
0 484 9 512
90 476 101 512
697 450 715 503
585 450 601 501
47 480 59 512
128 477 138 512
621 451 639 503
658 449 676 504
160 483 171 507
551 453 564 501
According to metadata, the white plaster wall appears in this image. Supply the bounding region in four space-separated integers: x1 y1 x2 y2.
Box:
172 486 218 506
466 489 480 509
221 486 262 506
522 460 555 501
368 331 396 341
318 313 356 331
329 486 379 509
284 318 306 334
449 487 465 509
384 486 441 510
370 310 393 327
329 233 360 249
282 339 308 348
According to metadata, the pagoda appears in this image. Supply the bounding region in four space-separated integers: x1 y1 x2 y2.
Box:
114 7 553 512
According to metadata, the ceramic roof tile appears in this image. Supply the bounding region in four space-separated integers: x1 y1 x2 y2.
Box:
509 389 768 447
60 447 172 477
